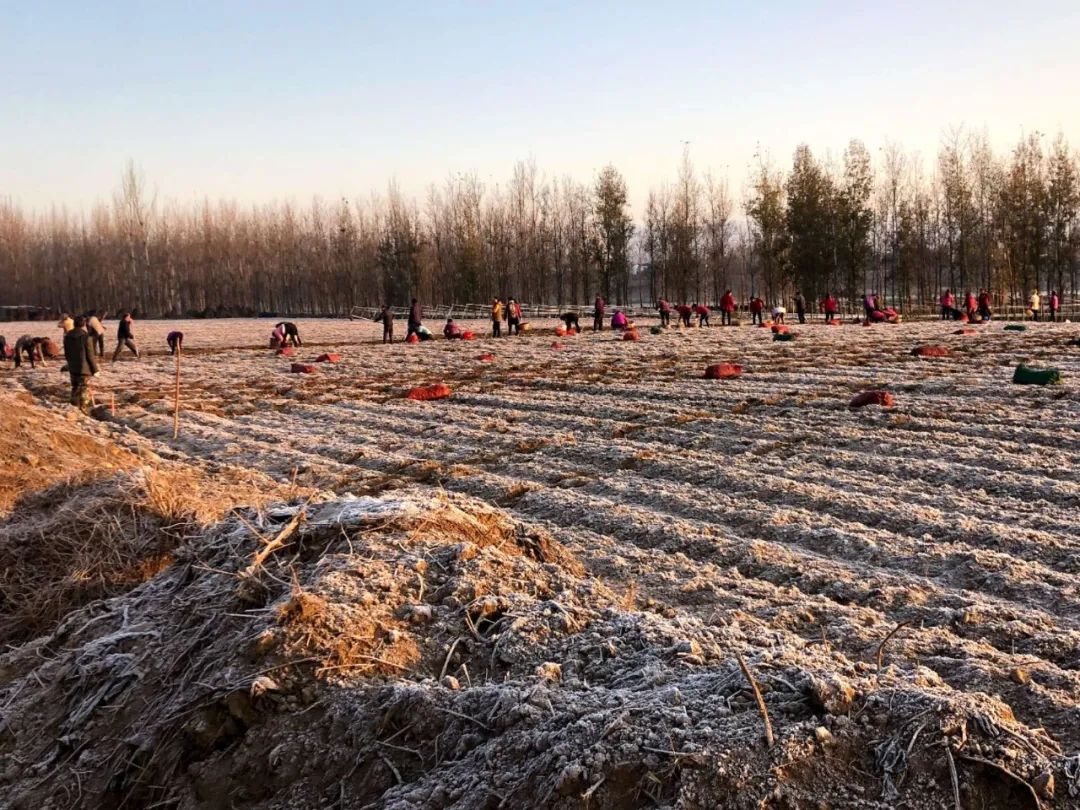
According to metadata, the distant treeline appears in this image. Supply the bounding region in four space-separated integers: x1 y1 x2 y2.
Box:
1 128 1077 318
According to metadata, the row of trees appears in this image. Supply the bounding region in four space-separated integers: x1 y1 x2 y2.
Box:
1 130 1077 318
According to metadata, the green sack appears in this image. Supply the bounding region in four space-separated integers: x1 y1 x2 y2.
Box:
773 332 796 342
1066 337 1080 347
650 325 663 335
1013 362 1062 385
1004 324 1027 332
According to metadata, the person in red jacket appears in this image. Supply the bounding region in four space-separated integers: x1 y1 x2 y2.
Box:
693 302 710 327
675 303 693 327
749 295 765 325
1049 290 1060 322
443 318 464 339
507 298 523 334
593 295 606 332
657 298 671 327
964 290 977 320
719 290 736 325
977 289 992 321
940 289 956 320
820 293 838 324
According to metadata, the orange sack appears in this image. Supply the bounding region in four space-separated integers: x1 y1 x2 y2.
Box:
622 330 640 341
290 363 316 374
406 383 452 401
462 331 476 340
850 390 894 408
276 347 295 357
406 333 420 344
477 353 494 362
911 345 949 357
315 353 341 363
704 363 743 379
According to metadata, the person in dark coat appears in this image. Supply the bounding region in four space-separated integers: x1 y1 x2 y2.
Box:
112 313 140 360
13 335 42 368
657 298 671 327
407 299 422 340
376 305 394 344
0 335 7 362
593 295 605 332
63 316 99 411
167 331 184 355
274 321 301 347
560 312 580 332
794 292 807 324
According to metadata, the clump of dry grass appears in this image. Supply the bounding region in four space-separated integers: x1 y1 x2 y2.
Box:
0 464 294 646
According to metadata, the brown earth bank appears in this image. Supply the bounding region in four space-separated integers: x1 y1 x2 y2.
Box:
0 319 1078 809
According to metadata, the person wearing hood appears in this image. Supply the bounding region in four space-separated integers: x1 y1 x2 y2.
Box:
593 295 606 332
507 298 522 335
63 315 99 412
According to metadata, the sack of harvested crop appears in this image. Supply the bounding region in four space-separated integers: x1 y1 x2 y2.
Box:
520 323 531 332
850 390 894 408
477 353 494 362
650 325 663 335
704 363 743 379
622 330 640 341
315 353 341 363
290 363 316 374
954 329 977 335
406 333 420 344
1004 324 1027 332
773 332 795 342
770 324 788 334
406 383 452 401
461 331 476 340
555 326 567 337
912 345 949 357
1012 363 1062 385
276 347 295 357
1066 337 1080 347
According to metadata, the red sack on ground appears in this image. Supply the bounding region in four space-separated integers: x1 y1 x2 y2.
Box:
862 320 873 327
477 353 494 362
290 363 316 374
550 342 565 350
828 321 843 326
316 353 341 363
462 331 476 340
850 390 894 408
622 330 640 341
912 345 949 357
406 333 420 344
704 363 743 379
954 328 977 335
406 383 452 401
554 326 567 337
959 312 969 323
567 328 577 336
770 324 788 334
276 347 295 357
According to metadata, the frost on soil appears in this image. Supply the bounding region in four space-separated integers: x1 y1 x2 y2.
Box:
1 317 1078 809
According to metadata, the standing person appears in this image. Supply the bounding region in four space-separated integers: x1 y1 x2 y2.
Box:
873 293 884 312
820 293 838 324
376 305 394 344
0 335 7 362
719 290 736 325
863 292 876 320
86 310 106 357
63 316 99 412
694 302 710 327
490 298 504 338
1028 289 1041 321
977 289 993 321
166 331 184 355
964 290 977 321
112 312 140 360
507 298 522 335
657 298 671 327
274 321 301 347
593 294 606 332
58 313 74 334
749 295 765 325
407 298 422 340
794 291 807 324
940 289 955 320
1048 290 1060 322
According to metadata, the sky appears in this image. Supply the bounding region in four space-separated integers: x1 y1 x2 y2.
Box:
3 0 1079 215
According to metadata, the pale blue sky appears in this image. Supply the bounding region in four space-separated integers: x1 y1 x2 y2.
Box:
3 0 1078 213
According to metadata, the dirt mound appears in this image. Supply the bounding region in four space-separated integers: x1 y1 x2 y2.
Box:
1 486 1073 809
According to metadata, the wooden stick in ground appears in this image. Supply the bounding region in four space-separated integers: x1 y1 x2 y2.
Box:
736 653 775 748
241 504 309 577
110 392 116 416
945 745 962 810
876 620 912 670
172 345 181 439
